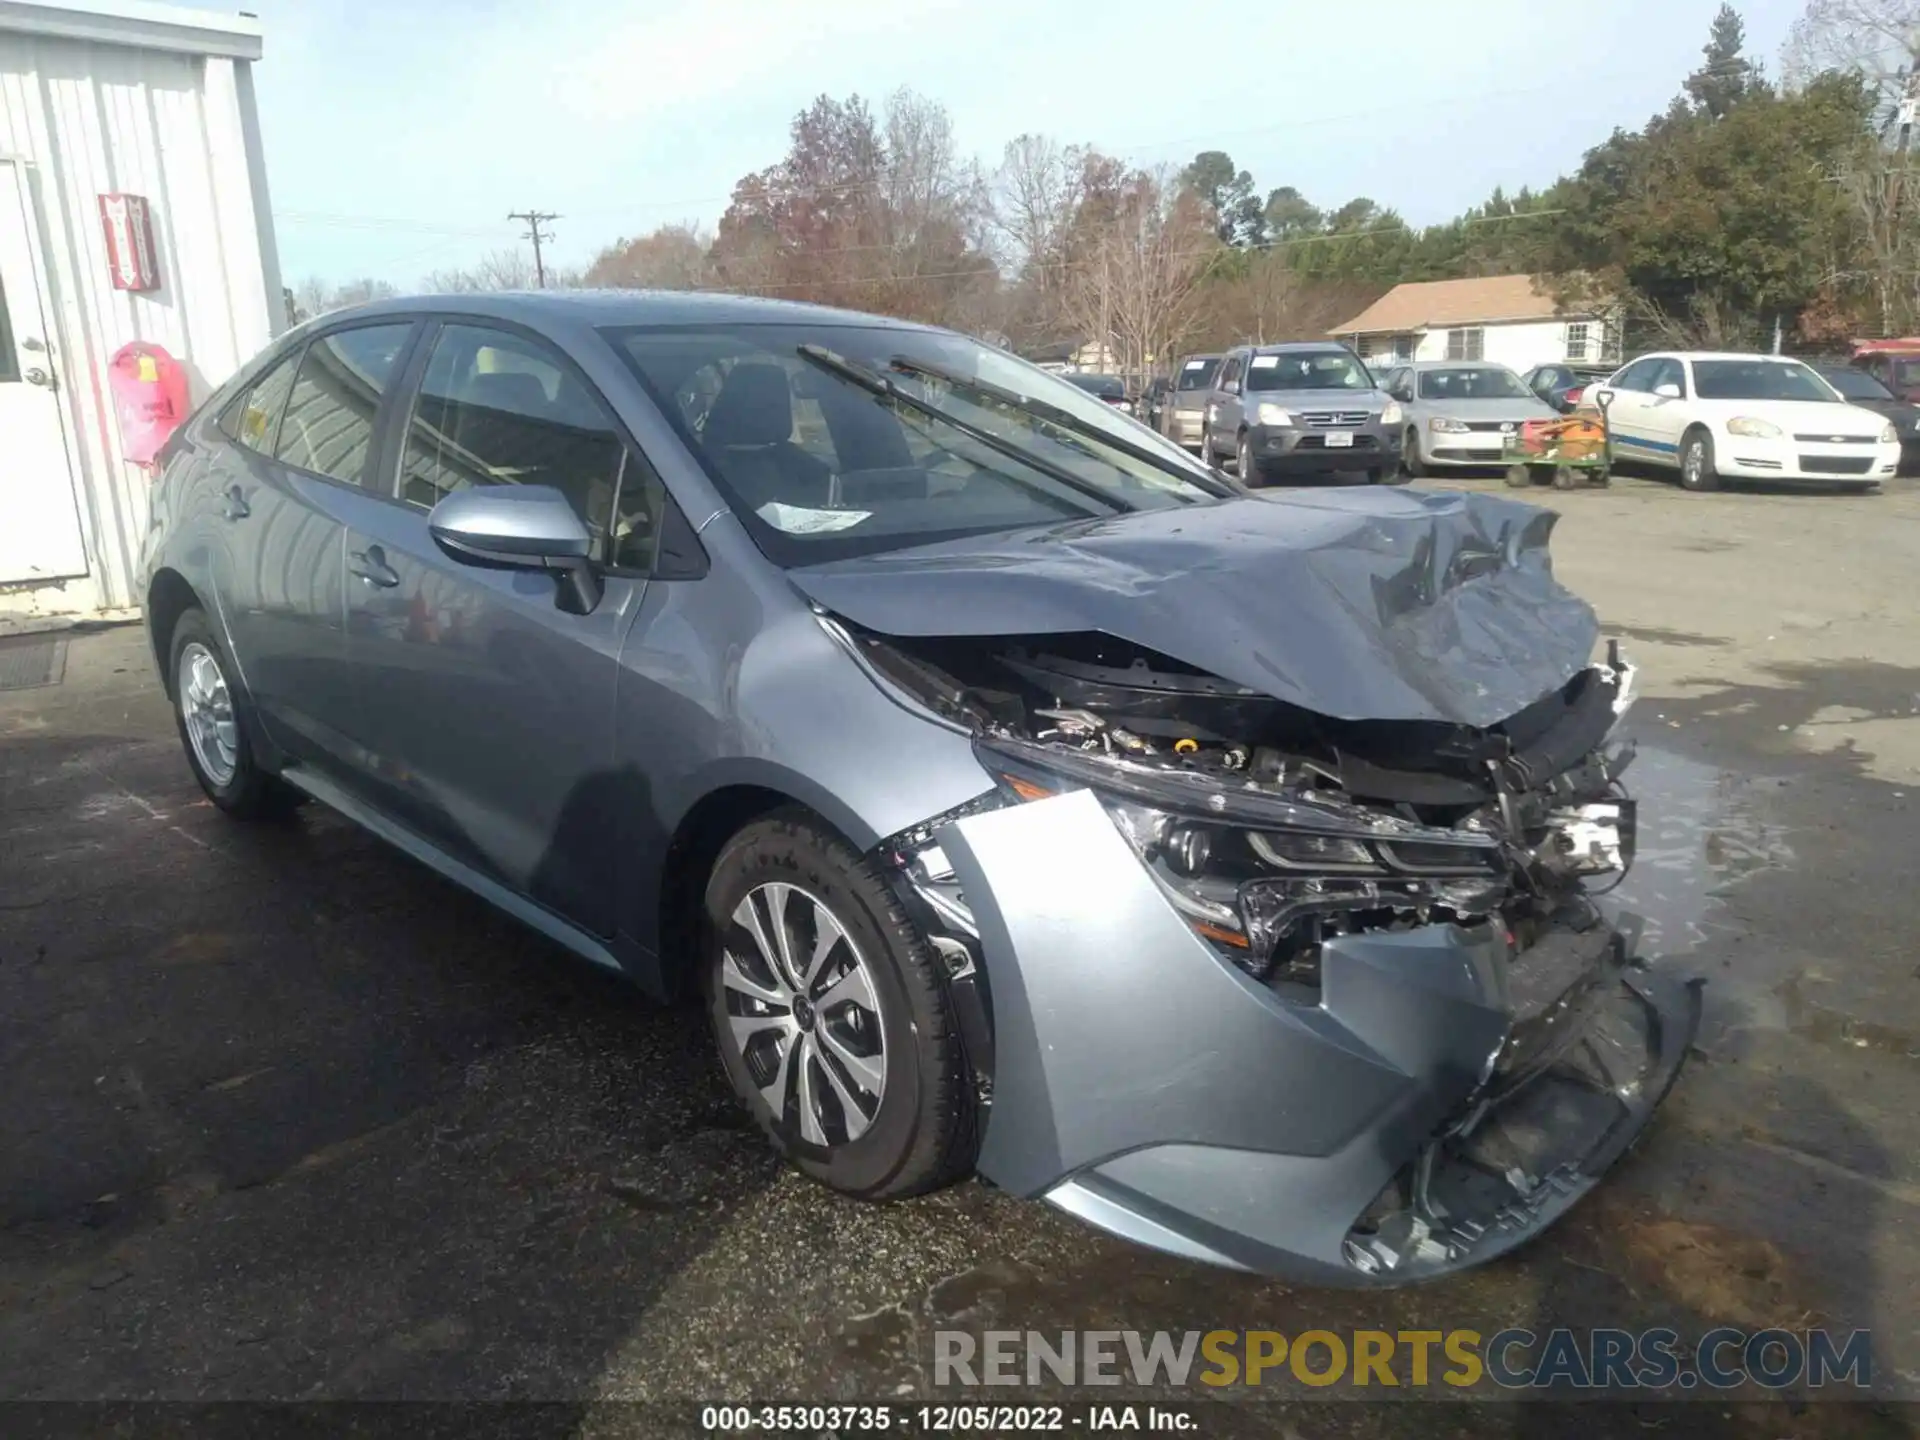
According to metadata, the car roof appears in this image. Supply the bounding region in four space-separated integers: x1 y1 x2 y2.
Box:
307 288 935 333
1404 359 1518 368
1638 351 1812 363
1243 341 1353 353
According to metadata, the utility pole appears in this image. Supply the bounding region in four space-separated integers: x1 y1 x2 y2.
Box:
507 209 559 288
1887 71 1919 230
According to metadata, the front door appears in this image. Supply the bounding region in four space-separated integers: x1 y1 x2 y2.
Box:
337 319 654 939
0 159 86 587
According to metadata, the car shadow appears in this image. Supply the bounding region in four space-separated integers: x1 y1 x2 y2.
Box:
0 723 777 1405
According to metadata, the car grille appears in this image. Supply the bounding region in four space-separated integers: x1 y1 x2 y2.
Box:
1793 433 1878 444
1463 420 1521 433
1733 456 1784 470
1299 411 1371 427
1797 454 1875 474
1295 434 1381 450
1432 446 1506 462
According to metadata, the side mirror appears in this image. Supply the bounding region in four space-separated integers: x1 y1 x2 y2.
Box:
429 485 602 614
1652 382 1681 399
1223 379 1241 395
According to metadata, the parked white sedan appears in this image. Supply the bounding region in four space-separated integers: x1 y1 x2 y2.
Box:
1590 352 1900 491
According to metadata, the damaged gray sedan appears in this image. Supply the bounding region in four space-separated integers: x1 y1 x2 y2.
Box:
140 292 1699 1286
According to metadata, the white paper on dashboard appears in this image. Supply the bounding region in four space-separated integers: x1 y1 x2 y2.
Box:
757 502 872 534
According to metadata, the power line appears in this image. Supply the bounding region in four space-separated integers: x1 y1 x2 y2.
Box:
507 209 560 287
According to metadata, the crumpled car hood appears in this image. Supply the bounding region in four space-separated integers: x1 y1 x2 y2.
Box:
789 489 1599 729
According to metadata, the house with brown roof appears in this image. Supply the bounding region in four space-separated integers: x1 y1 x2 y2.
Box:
1329 274 1618 373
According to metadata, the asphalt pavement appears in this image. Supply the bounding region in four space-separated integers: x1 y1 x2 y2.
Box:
3 471 1918 1438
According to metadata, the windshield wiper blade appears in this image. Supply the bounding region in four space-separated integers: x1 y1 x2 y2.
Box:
794 344 1129 515
887 355 1239 499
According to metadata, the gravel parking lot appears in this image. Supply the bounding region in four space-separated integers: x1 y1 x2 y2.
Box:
3 471 1918 1436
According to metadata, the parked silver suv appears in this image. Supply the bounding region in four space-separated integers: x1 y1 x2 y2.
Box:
1198 343 1400 484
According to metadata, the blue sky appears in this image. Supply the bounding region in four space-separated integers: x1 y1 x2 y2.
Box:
244 0 1809 289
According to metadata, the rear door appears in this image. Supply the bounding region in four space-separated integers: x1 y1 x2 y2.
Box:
333 319 657 938
210 321 419 768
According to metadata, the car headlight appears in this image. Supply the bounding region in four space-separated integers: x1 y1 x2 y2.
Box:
1380 400 1403 425
978 738 1507 985
1256 403 1295 426
1882 422 1900 444
1726 417 1782 439
1428 417 1470 434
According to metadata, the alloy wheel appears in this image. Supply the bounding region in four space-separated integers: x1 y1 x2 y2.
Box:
177 641 238 787
720 881 888 1147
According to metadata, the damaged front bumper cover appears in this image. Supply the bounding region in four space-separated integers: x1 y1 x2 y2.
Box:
935 788 1701 1286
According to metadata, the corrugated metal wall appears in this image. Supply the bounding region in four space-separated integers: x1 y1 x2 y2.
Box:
0 28 278 613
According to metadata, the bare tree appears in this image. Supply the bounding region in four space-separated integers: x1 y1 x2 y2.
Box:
1785 0 1920 109
586 222 715 289
1057 166 1220 389
419 247 541 293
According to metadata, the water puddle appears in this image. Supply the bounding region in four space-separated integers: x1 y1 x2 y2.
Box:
1609 741 1798 1039
1611 742 1793 952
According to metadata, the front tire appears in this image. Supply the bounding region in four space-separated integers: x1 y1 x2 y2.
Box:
1679 429 1720 492
1237 431 1260 485
1402 428 1430 478
703 809 975 1199
167 608 301 819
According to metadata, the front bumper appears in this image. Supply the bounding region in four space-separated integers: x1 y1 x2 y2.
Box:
1248 422 1393 473
940 789 1700 1285
1718 436 1900 483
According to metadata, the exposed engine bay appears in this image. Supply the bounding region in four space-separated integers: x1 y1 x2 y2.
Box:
846 618 1639 994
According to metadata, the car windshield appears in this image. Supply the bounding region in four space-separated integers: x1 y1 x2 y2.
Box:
1691 360 1836 402
1417 366 1533 400
1244 351 1372 392
1824 367 1893 401
604 323 1223 566
1175 357 1221 391
1067 374 1124 399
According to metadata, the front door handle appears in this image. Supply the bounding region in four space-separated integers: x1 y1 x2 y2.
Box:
222 484 250 521
348 545 400 588
24 366 53 389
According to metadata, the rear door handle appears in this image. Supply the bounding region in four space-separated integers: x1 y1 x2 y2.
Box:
348 545 400 588
222 484 250 521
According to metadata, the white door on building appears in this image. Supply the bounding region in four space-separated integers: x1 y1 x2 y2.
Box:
0 159 87 587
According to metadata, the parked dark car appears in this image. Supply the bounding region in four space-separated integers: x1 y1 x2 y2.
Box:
1140 375 1172 431
1198 343 1399 484
139 290 1693 1284
1815 362 1920 474
1522 362 1614 414
1063 372 1132 414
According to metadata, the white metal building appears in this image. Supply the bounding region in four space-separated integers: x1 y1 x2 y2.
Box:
0 0 281 624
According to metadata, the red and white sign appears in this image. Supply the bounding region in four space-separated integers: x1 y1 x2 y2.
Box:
98 193 160 291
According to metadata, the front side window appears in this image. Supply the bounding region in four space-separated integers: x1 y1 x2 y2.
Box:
1217 354 1244 389
606 322 1223 567
1416 366 1533 401
1244 351 1371 392
398 324 630 560
1444 328 1485 361
1824 366 1892 401
1691 360 1835 402
221 350 302 456
273 324 413 485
